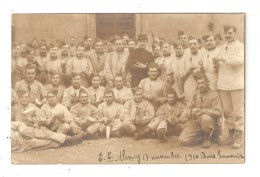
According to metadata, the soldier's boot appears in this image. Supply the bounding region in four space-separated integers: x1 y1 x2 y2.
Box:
232 130 243 149
202 131 213 148
134 127 152 140
223 129 236 145
157 128 167 143
64 134 83 146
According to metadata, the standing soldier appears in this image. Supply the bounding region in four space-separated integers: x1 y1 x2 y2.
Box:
66 42 93 88
201 34 221 91
126 34 154 87
215 25 244 149
155 42 174 81
88 39 107 86
104 36 131 87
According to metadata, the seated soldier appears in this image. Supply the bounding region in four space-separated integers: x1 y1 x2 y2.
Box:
122 87 156 139
98 88 126 138
70 89 105 139
41 89 82 135
87 74 105 107
44 70 66 103
62 72 89 110
12 89 46 128
178 75 222 148
112 74 133 105
14 63 47 107
11 121 83 152
155 89 185 142
138 62 167 111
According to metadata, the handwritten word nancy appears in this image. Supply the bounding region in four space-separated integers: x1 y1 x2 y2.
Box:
98 149 181 164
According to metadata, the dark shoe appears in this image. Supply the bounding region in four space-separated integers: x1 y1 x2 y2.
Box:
134 132 146 140
64 134 83 146
232 130 243 149
112 131 121 138
224 129 236 145
202 139 211 148
157 129 167 143
202 131 213 148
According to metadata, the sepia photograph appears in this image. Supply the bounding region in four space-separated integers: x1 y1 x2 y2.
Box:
10 13 245 164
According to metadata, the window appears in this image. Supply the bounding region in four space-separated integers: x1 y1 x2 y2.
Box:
96 14 136 40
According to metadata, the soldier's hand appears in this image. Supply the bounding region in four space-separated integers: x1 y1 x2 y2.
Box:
125 81 131 88
191 108 201 118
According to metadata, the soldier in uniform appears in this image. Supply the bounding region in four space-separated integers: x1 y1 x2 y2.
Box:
126 34 154 87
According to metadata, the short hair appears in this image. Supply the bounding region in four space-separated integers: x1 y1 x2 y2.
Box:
76 42 85 50
83 35 90 41
70 36 76 40
79 88 88 96
128 38 136 44
104 88 114 95
202 34 215 42
71 72 80 79
173 41 182 48
131 87 143 94
123 34 129 38
194 74 209 82
90 73 101 81
49 70 60 77
47 89 58 96
93 37 103 45
167 88 177 96
223 24 237 33
16 89 28 97
160 41 170 47
114 73 124 80
48 42 58 49
25 63 37 71
39 42 48 49
114 35 123 42
148 62 159 70
188 36 198 42
152 43 160 49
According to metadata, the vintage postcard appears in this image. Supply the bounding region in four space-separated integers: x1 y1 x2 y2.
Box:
11 13 245 164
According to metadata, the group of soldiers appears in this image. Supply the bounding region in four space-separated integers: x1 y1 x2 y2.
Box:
11 24 244 152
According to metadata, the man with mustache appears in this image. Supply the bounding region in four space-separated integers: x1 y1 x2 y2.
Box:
62 72 89 110
88 38 107 86
14 64 47 107
104 36 131 87
35 42 49 85
155 42 174 81
214 25 244 149
66 42 93 88
200 34 221 91
182 37 202 103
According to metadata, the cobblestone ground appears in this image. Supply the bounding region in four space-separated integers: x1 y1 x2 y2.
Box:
11 136 244 164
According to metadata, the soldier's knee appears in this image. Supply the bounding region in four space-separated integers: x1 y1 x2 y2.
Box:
58 123 71 134
178 134 191 145
200 114 214 132
122 122 136 133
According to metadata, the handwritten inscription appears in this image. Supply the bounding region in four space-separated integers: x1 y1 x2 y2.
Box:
98 149 244 163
